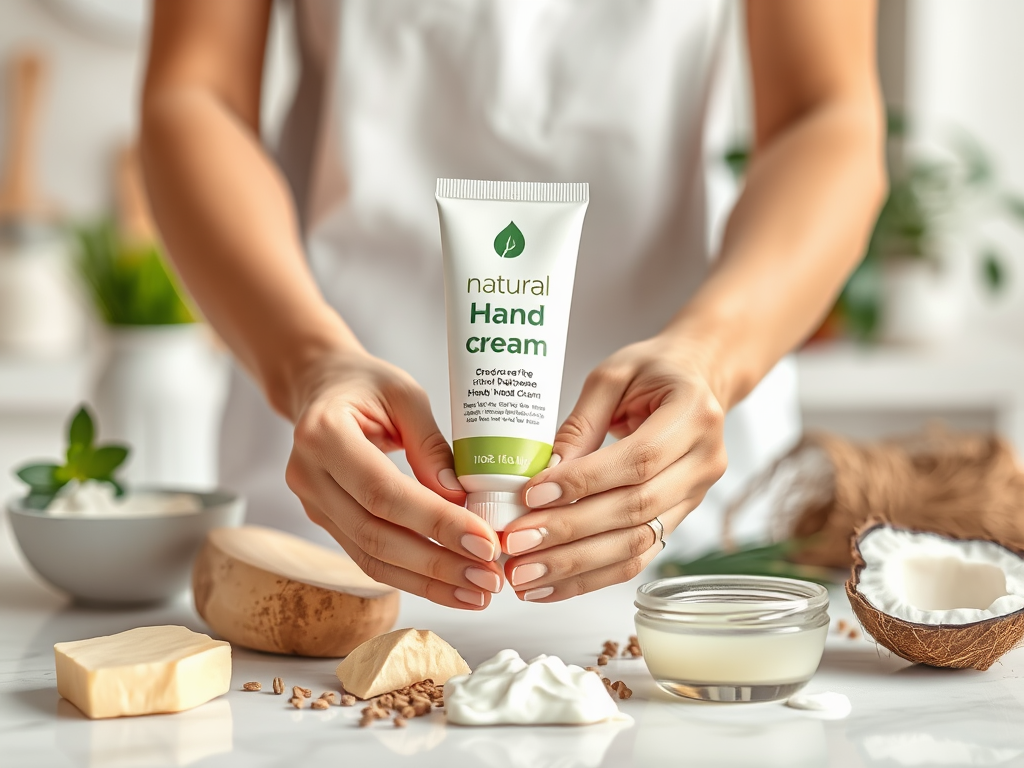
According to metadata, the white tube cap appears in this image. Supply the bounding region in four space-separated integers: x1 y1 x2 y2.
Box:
466 491 529 531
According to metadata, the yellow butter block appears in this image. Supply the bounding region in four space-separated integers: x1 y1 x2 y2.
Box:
54 625 231 719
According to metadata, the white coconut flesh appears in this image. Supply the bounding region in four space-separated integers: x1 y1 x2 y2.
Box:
856 527 1024 625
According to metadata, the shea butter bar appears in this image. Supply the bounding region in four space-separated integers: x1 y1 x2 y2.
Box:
54 625 231 719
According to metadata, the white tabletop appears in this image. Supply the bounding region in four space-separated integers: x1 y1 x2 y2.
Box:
3 516 1023 768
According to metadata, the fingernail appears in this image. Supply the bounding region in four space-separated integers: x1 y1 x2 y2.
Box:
547 453 561 468
438 468 464 492
525 482 562 508
454 587 485 607
522 586 554 601
511 562 547 587
506 528 544 555
461 534 497 562
466 567 501 593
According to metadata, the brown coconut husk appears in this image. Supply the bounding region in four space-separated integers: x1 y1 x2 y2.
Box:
846 520 1024 670
724 430 1024 569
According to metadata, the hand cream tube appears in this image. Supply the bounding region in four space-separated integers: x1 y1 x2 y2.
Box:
436 179 588 530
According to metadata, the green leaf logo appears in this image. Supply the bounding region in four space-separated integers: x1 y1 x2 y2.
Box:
494 221 525 259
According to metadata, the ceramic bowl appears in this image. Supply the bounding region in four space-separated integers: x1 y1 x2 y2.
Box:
5 490 245 605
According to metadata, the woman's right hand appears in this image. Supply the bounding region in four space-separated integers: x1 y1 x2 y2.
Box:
284 349 504 609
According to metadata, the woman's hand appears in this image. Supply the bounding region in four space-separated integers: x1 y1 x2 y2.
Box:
285 350 504 609
501 335 729 601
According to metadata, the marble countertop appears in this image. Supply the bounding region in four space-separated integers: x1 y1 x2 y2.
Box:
3 518 1023 768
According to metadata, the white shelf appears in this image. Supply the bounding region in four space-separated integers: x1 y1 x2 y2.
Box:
796 338 1024 451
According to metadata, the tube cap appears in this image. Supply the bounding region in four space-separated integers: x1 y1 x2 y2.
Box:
466 491 528 531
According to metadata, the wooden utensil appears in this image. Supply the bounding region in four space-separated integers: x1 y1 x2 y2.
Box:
0 49 82 355
0 50 56 244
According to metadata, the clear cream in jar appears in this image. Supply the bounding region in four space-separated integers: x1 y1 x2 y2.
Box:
634 575 829 703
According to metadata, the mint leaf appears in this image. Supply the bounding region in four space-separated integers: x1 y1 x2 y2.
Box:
16 463 64 492
66 443 87 473
494 222 525 259
68 406 94 451
15 404 131 509
24 492 57 510
86 446 129 478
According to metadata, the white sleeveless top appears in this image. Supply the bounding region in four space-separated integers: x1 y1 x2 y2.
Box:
220 0 801 555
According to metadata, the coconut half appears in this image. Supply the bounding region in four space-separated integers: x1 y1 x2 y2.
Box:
847 523 1024 670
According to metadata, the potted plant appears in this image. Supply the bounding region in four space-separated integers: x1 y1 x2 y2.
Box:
75 146 226 487
863 114 1021 344
726 113 1024 344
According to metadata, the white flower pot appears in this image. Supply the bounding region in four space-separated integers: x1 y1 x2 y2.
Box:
93 325 228 488
0 237 84 356
880 259 965 345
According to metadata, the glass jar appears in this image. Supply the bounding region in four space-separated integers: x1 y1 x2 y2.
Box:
634 575 830 703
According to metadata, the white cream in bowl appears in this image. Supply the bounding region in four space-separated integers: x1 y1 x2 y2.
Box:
46 481 202 518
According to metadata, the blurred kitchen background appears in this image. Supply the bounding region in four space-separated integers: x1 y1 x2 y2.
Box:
2 0 1024 505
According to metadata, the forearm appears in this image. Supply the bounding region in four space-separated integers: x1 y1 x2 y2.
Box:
141 89 361 420
664 99 886 409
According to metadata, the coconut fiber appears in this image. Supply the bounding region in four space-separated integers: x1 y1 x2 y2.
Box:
725 430 1024 569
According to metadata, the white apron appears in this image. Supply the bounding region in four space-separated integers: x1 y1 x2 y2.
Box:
220 0 801 555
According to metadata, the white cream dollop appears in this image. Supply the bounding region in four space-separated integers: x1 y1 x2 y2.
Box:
786 691 851 719
46 481 202 518
444 649 630 726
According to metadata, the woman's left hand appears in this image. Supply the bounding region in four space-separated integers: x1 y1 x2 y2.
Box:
501 334 729 601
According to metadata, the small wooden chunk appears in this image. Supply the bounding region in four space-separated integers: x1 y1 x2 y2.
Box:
335 629 469 699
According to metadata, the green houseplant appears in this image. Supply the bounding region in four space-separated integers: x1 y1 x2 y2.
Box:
849 115 1024 342
74 219 196 326
727 113 1024 342
71 147 224 489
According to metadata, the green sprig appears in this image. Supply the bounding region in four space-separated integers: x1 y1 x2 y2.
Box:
658 540 838 585
15 405 129 510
